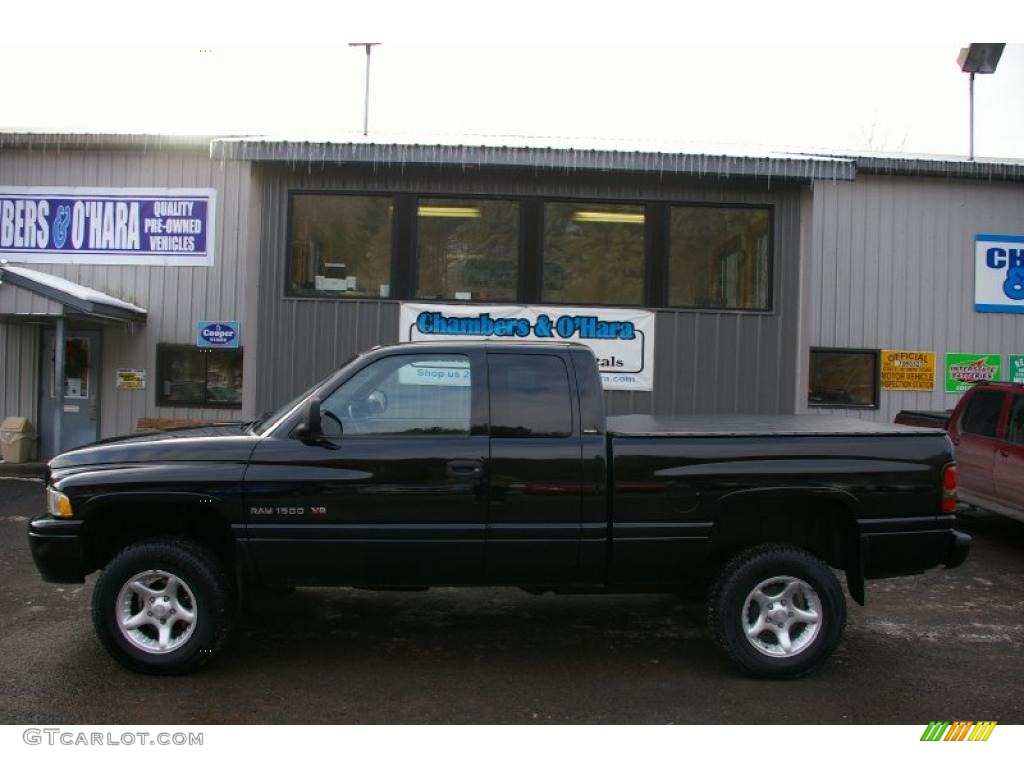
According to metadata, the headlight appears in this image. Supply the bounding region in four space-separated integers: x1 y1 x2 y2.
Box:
46 487 73 518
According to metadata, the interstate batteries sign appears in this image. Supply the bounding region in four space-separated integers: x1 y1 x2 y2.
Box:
399 303 655 391
0 186 215 266
944 353 1002 393
975 234 1024 314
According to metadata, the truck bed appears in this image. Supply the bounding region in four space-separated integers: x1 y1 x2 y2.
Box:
607 413 947 437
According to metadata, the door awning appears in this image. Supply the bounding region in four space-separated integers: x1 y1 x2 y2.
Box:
0 264 147 324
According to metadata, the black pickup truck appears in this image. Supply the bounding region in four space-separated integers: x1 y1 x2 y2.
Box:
29 341 969 678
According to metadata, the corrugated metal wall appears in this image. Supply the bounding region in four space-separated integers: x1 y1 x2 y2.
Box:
808 174 1024 422
0 149 256 440
0 323 40 427
255 166 803 417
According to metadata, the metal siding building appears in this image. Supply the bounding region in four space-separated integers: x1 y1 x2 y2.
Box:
1 132 1022 457
250 162 807 419
807 171 1024 422
0 135 260 454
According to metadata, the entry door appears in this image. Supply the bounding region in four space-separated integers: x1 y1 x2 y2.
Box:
39 329 102 457
244 351 489 585
485 352 583 583
952 389 1005 506
994 395 1024 517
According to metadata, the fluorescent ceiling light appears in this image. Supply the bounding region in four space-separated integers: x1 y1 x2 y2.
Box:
573 211 645 225
418 206 481 218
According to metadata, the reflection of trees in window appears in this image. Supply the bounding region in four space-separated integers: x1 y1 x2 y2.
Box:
669 207 770 309
543 203 645 305
808 349 879 408
289 195 392 298
157 345 243 408
416 199 518 301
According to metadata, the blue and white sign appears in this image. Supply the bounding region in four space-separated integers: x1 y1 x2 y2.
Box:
197 321 240 349
0 186 216 266
399 302 655 391
976 234 1024 314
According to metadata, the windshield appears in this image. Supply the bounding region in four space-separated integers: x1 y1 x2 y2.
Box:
250 356 357 434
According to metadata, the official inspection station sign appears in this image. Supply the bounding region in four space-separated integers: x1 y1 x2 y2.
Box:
399 302 655 391
975 234 1024 314
0 186 216 266
881 350 936 391
944 353 1002 393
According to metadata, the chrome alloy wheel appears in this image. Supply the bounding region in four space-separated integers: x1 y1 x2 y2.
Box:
115 569 198 654
742 575 822 658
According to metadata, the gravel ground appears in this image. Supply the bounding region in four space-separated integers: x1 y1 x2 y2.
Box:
1 477 1021 724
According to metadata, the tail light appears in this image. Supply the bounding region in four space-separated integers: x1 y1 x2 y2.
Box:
942 464 957 513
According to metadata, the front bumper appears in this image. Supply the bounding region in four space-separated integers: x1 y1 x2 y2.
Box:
859 518 971 578
27 515 86 583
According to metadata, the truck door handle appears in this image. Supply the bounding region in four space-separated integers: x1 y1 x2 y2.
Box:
999 449 1009 457
446 460 483 479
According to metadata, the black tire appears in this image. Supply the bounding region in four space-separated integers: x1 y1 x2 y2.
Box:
707 544 846 679
92 537 235 674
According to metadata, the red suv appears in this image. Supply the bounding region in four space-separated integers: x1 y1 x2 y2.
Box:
896 382 1024 523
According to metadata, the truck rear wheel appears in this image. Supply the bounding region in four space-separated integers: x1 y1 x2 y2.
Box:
92 537 234 674
707 544 846 679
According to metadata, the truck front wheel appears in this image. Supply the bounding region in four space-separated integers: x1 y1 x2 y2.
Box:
92 537 234 674
707 544 846 679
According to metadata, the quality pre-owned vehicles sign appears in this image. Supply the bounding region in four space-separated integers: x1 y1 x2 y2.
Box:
399 302 655 391
975 234 1024 314
0 186 216 266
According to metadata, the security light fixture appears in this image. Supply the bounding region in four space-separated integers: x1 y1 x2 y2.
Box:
957 44 1005 160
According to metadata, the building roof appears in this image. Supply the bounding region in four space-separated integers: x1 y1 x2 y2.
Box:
0 265 147 324
2 130 1023 182
210 132 856 183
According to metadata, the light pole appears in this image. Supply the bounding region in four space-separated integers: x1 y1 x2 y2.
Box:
349 42 380 137
957 44 1004 161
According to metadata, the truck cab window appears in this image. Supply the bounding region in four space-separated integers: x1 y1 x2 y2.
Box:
959 390 1005 438
319 354 471 437
489 353 572 438
1007 397 1024 446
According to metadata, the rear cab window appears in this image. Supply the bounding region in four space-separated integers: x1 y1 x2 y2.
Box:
488 353 575 438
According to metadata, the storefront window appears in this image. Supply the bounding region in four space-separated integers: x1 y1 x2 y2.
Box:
156 345 243 408
288 194 393 298
542 202 645 305
808 348 879 408
416 198 518 302
668 206 770 310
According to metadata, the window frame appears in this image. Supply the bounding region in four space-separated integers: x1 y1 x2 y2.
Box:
807 347 881 410
284 190 398 300
664 202 774 312
155 343 244 410
282 189 776 314
412 194 523 303
958 389 1008 440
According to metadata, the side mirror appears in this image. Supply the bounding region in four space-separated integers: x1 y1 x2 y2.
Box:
296 397 322 441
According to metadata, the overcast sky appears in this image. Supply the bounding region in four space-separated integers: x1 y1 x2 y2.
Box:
3 1 1023 159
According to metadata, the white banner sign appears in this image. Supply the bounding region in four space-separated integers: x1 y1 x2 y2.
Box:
399 303 655 391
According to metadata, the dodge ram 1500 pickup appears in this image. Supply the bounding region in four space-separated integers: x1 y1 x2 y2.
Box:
29 341 969 678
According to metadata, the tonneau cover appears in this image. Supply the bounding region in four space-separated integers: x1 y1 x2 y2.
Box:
607 414 947 437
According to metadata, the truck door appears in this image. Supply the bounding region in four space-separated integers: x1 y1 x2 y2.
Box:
484 351 583 582
952 389 1005 507
994 394 1024 519
244 350 489 585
